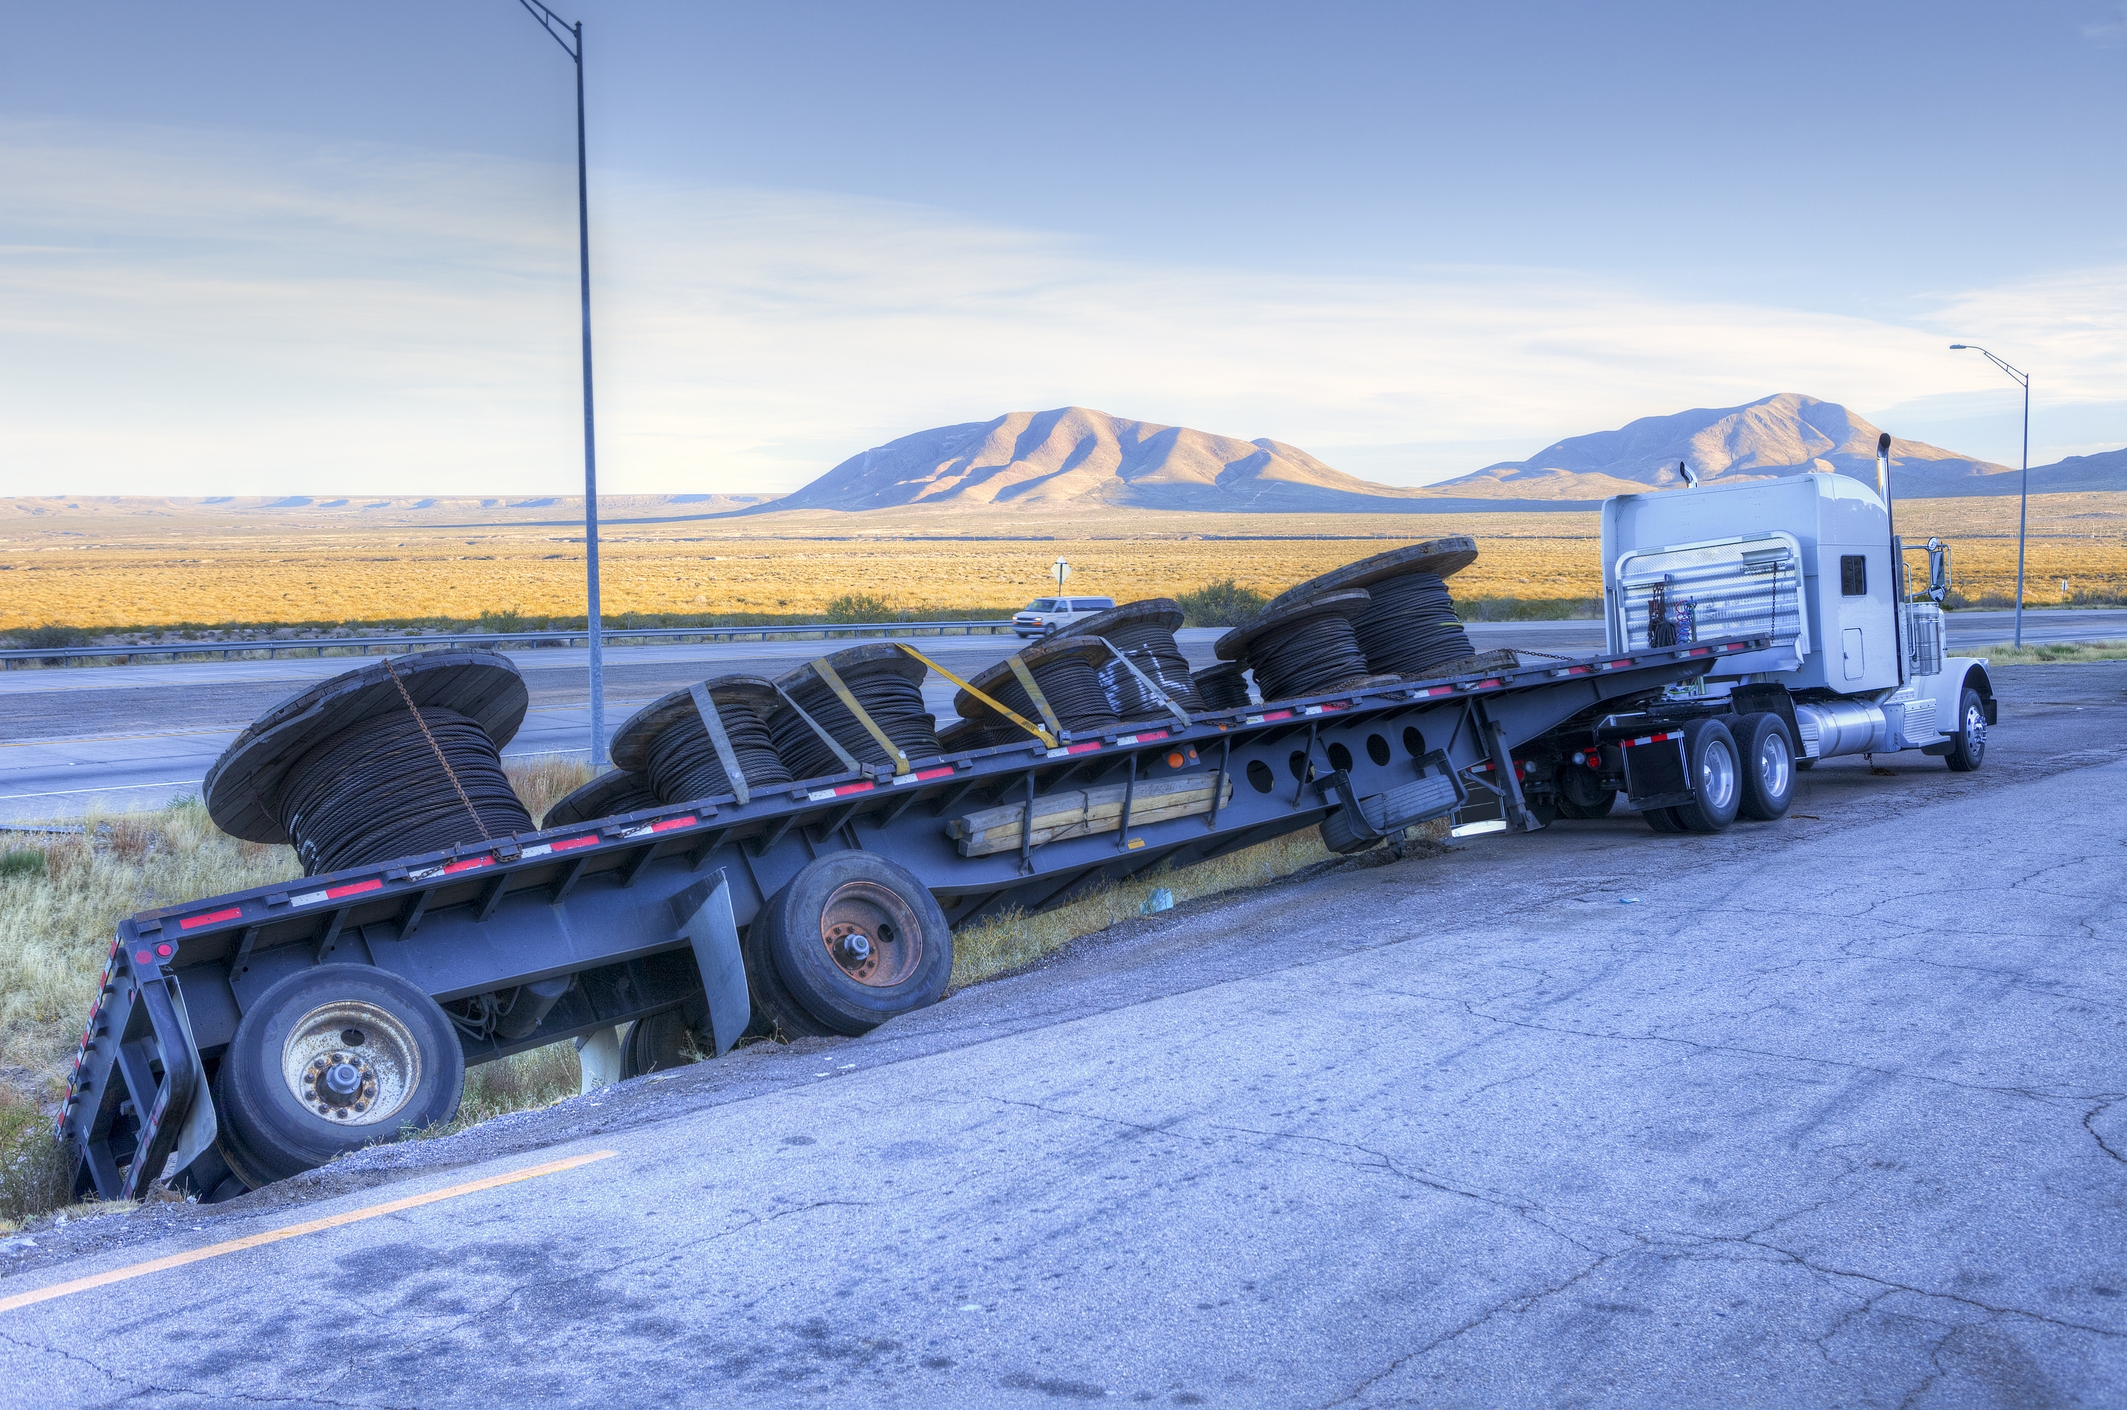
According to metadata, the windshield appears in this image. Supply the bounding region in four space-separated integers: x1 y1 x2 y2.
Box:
1025 599 1059 612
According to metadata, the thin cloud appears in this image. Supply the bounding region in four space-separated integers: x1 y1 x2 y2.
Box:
1 119 2117 495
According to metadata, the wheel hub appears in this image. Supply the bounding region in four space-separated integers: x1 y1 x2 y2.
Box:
281 1002 422 1126
819 880 923 988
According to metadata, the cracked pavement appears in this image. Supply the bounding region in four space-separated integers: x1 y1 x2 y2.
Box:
0 662 2122 1407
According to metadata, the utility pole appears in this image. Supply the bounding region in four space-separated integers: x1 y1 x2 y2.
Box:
1949 345 2031 648
516 1 607 763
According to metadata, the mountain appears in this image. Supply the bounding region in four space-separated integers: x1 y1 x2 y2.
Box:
765 398 2123 516
757 407 1444 514
1429 393 2012 500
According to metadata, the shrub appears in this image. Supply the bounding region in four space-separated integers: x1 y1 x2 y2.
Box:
0 850 48 881
825 593 898 624
1176 580 1268 627
10 625 89 650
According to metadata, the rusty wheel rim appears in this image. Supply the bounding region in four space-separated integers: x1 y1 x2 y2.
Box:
819 880 922 988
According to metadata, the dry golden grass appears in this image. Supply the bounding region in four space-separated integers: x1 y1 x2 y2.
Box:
4 493 2123 631
1972 639 2127 665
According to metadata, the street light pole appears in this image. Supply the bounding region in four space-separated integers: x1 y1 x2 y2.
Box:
516 0 607 765
1949 344 2031 649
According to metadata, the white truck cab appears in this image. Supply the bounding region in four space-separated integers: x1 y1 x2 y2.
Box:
1596 448 1993 776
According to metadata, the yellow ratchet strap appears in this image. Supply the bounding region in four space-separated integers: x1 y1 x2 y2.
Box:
811 657 911 774
891 642 1057 750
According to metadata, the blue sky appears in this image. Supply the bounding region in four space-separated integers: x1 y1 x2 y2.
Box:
3 1 2122 495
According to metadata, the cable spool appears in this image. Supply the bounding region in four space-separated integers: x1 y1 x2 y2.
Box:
769 644 942 781
203 650 531 876
610 675 793 805
1214 590 1380 704
1191 661 1254 711
543 769 660 829
953 635 1121 744
1065 598 1203 717
1262 538 1480 680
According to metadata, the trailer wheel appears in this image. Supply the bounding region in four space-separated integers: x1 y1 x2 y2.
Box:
1670 717 1741 834
743 908 837 1040
1642 805 1685 833
214 963 463 1188
1555 764 1616 819
759 852 953 1036
1735 712 1794 821
621 1011 691 1077
1943 686 1987 772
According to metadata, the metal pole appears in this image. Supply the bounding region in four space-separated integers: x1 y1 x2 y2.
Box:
2014 372 2029 649
573 21 605 765
1949 344 2031 651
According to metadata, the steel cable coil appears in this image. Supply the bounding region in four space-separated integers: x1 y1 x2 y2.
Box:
980 652 1119 742
1093 617 1203 715
1246 613 1371 703
1351 572 1475 677
643 699 792 803
1191 661 1254 711
771 671 942 781
276 707 531 876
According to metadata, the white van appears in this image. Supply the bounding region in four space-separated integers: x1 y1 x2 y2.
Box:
1012 596 1117 638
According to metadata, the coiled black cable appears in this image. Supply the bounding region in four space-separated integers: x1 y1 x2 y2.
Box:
1351 572 1475 678
1191 662 1253 711
979 653 1120 740
642 699 793 803
277 707 531 876
1093 618 1203 716
1246 611 1372 703
543 769 659 829
771 671 942 781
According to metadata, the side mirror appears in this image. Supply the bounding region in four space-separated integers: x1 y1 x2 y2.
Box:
1926 538 1950 603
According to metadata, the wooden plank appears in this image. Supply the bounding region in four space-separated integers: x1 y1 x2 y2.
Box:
950 774 1233 857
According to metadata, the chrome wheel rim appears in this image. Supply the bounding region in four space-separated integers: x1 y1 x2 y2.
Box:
281 1001 421 1126
1699 739 1737 812
1966 703 1987 754
1757 730 1790 799
820 880 922 988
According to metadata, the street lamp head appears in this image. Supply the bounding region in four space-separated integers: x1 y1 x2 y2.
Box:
1949 343 1968 350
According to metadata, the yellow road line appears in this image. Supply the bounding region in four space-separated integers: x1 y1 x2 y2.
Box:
0 1149 616 1315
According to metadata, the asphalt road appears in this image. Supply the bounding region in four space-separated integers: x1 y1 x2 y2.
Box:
2 610 2121 823
0 663 2121 1406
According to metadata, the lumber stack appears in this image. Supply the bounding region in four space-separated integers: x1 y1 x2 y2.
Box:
947 772 1234 857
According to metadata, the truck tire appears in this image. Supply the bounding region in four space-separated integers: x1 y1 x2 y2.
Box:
1944 686 1987 772
621 1011 691 1077
1670 717 1741 834
758 852 953 1036
214 963 463 1188
1735 712 1795 821
1642 805 1684 833
743 908 837 1040
1555 764 1616 819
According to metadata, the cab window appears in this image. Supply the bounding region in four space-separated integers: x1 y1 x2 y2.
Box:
1026 598 1058 612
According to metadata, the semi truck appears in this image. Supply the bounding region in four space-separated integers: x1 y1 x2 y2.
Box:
56 438 1989 1202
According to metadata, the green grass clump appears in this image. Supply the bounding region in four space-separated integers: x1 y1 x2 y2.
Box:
1176 580 1270 626
1975 638 2127 665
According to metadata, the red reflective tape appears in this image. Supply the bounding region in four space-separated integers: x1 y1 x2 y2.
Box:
915 766 955 781
326 878 387 898
649 815 699 833
1477 678 1503 688
1066 741 1102 755
1135 730 1169 742
1686 647 1711 657
832 782 876 797
440 858 492 876
551 835 599 853
179 906 243 931
1259 709 1293 721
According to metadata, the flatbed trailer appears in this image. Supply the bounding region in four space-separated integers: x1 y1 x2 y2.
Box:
60 632 1771 1202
